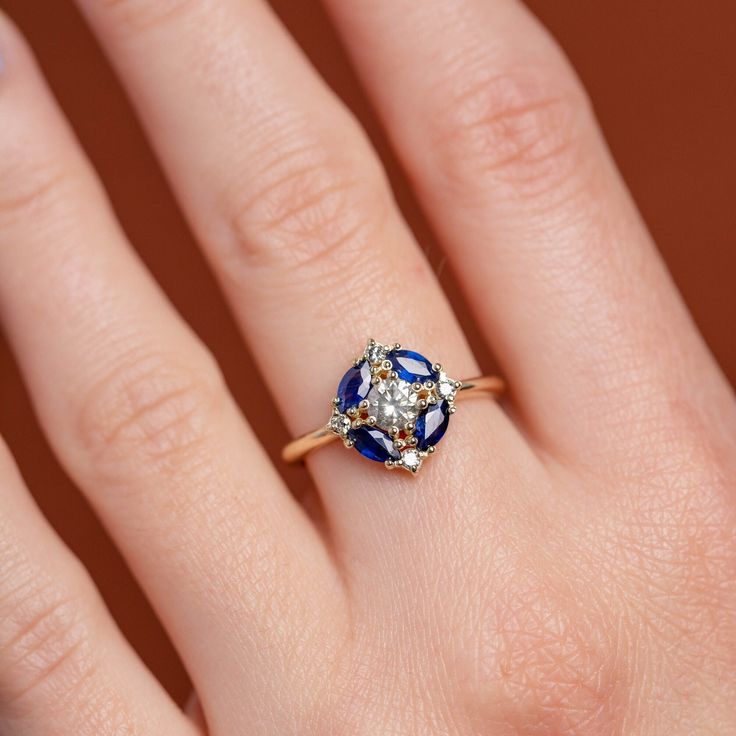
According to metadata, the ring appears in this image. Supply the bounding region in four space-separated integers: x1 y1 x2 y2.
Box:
282 339 505 474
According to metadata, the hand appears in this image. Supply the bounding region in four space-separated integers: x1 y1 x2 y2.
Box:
0 1 734 734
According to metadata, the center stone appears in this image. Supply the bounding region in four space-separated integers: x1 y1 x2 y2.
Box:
366 378 419 431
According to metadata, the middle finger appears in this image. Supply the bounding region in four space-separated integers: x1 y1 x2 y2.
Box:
74 0 533 555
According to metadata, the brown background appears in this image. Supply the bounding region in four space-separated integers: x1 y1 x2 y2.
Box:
1 0 734 703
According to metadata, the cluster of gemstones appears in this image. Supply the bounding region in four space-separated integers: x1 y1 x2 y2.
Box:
328 340 461 474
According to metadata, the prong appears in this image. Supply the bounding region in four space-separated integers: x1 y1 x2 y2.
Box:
331 397 340 407
366 416 377 426
427 445 436 454
389 426 400 438
405 422 415 432
346 406 358 418
381 360 392 371
353 419 364 428
359 399 369 410
367 338 376 347
389 370 398 380
418 399 428 409
432 363 442 373
427 395 437 404
385 460 396 469
406 436 417 446
412 381 423 392
424 380 435 390
454 380 462 389
394 343 401 350
393 439 405 450
449 406 457 414
344 439 355 448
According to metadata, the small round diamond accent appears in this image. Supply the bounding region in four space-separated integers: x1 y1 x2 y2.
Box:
329 413 351 437
437 372 457 401
365 340 389 365
399 449 422 473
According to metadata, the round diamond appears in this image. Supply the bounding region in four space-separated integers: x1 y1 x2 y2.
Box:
365 341 388 364
437 372 457 401
366 378 419 431
329 413 351 437
400 449 422 473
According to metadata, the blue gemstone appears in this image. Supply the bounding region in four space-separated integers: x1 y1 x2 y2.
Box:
349 426 401 463
391 350 438 383
415 400 450 450
336 360 372 412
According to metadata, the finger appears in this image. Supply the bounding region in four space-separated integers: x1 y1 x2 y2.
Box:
0 439 196 736
0 13 340 722
72 0 535 551
321 0 734 462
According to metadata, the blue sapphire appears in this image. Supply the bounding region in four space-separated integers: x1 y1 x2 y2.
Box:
336 360 372 412
415 400 451 450
349 426 401 463
391 350 438 383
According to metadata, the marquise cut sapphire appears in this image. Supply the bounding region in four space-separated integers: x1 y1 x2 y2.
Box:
349 426 401 463
391 350 438 383
336 360 372 412
414 400 450 451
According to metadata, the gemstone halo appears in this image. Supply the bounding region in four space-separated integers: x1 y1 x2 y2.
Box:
327 340 461 474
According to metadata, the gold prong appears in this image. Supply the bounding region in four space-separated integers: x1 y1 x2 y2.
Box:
424 381 435 390
418 399 428 409
432 363 442 373
346 407 358 417
366 416 377 426
385 460 396 469
389 370 398 380
412 382 423 392
389 426 400 437
427 445 436 454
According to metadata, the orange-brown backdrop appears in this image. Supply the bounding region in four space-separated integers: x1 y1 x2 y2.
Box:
1 0 734 703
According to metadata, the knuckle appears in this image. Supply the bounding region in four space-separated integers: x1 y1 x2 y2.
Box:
94 0 196 34
0 158 71 231
0 576 95 710
429 63 591 201
75 348 226 475
472 584 623 735
222 139 390 282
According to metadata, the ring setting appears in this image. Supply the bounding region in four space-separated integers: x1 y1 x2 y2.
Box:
282 339 505 475
328 339 460 474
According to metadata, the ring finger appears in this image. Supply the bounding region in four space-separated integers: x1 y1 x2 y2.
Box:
73 0 537 559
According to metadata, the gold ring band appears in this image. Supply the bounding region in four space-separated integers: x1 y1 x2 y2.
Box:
282 374 505 464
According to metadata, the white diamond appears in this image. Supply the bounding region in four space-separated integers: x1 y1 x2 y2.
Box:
365 341 388 364
400 449 422 473
329 413 351 437
437 372 457 400
366 378 418 431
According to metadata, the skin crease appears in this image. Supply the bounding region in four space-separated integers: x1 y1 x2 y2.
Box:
0 2 733 736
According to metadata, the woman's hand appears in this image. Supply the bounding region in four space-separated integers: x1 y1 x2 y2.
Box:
0 1 734 734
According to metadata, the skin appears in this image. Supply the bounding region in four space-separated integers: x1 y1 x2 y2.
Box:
0 0 734 733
